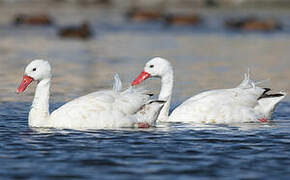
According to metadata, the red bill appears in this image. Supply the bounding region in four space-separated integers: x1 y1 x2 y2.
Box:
17 75 33 93
131 71 150 86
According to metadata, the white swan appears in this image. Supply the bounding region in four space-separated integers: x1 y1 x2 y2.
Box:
131 57 287 123
17 59 165 129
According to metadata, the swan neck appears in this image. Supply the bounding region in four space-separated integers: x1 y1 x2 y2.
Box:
158 70 174 121
29 78 51 127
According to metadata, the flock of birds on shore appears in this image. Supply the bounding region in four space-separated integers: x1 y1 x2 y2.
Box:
12 9 282 40
17 57 286 129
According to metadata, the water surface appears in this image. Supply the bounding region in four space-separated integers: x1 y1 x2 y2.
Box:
0 102 290 179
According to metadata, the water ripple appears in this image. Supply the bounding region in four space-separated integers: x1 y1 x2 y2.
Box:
0 102 290 179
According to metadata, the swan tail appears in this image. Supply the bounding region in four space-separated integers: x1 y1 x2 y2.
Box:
135 100 166 125
110 74 153 115
255 91 287 119
113 86 152 115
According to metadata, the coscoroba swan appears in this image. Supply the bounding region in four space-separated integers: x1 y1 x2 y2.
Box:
17 59 165 129
131 57 287 123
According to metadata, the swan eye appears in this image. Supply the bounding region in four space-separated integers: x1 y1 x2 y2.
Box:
32 68 36 71
149 65 154 68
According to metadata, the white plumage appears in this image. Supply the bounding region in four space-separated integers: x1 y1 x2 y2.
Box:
18 60 164 129
132 57 286 123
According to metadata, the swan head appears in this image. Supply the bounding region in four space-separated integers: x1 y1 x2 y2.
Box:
131 57 172 86
17 59 51 93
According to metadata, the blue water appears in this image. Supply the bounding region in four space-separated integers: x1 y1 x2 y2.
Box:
0 101 290 179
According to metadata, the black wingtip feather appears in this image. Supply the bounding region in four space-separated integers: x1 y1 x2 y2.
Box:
263 88 271 94
148 100 166 104
258 91 284 100
258 88 285 100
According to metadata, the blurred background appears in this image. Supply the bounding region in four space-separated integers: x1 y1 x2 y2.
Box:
0 0 289 103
